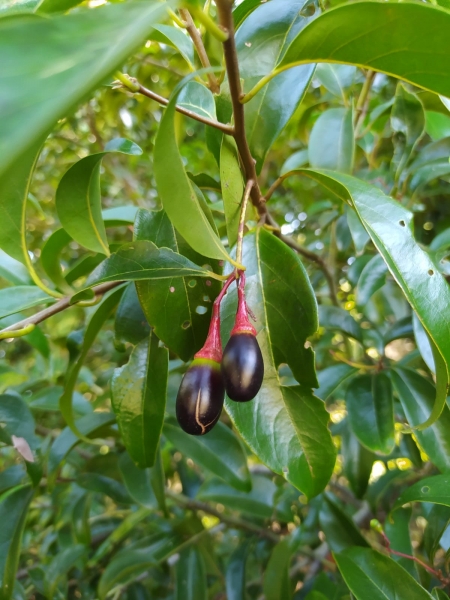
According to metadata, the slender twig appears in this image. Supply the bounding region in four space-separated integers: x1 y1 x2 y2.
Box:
0 281 122 337
166 489 280 542
179 8 221 94
215 0 266 216
354 70 376 137
265 213 340 306
115 74 233 134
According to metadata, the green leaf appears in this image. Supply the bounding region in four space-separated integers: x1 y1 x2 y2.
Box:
154 82 234 264
263 538 293 600
220 136 244 248
59 287 123 441
433 590 450 600
225 540 251 600
222 229 336 498
391 83 425 174
413 313 435 373
114 284 150 346
177 81 216 120
385 508 416 578
318 305 362 342
151 24 194 68
43 545 85 600
425 111 450 141
55 139 142 255
346 373 395 455
236 0 317 171
197 476 279 520
334 547 434 600
29 386 92 416
40 229 73 293
0 286 55 319
77 472 131 504
391 368 450 473
176 547 207 600
112 333 168 468
279 3 450 98
309 108 354 173
347 207 370 255
0 485 34 600
424 504 450 563
0 394 36 450
37 0 85 14
394 474 450 512
0 467 27 496
0 1 167 177
316 364 358 401
356 254 388 309
48 412 115 474
0 0 40 15
133 209 221 362
319 494 369 553
118 453 156 509
163 416 251 492
315 64 356 102
341 423 375 499
295 169 450 430
98 533 183 599
233 0 260 28
0 251 31 286
102 206 139 226
85 241 217 290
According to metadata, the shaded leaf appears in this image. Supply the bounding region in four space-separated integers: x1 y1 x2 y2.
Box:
318 305 362 341
394 475 450 512
319 494 368 553
0 286 55 319
263 538 293 600
176 547 207 600
356 254 388 308
220 136 244 248
309 108 354 173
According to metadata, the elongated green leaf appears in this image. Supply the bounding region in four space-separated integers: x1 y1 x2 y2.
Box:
48 412 115 474
114 284 150 346
56 139 142 255
43 545 85 600
341 425 375 499
220 136 244 248
225 540 251 600
391 83 425 175
236 0 317 170
316 63 356 102
40 229 73 293
319 495 368 553
385 508 416 578
85 241 216 290
118 453 156 509
77 472 131 504
59 287 123 441
394 475 450 512
151 24 194 68
133 209 221 362
112 333 168 468
356 254 388 308
0 467 27 496
0 1 168 177
318 305 362 341
391 368 450 473
335 547 434 600
0 286 55 319
295 169 450 430
0 485 34 600
154 83 233 263
163 416 251 492
424 504 450 562
413 313 435 373
222 229 335 498
279 3 450 98
433 590 450 600
177 81 216 120
263 538 293 600
316 364 357 401
346 373 395 455
309 108 354 173
0 394 36 450
0 251 31 286
176 547 207 600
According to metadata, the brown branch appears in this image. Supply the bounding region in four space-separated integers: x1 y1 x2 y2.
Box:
0 281 122 337
179 8 221 94
265 213 340 307
166 489 279 542
215 0 266 217
136 83 234 135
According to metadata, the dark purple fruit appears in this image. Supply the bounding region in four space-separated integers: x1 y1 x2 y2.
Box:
176 358 225 435
222 332 264 402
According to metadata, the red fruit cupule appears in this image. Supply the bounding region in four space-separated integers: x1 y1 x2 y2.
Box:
230 273 256 336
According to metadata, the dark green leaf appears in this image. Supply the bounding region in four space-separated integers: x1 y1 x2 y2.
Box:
341 425 375 499
114 284 150 346
118 453 156 509
236 0 317 171
176 547 207 600
77 472 131 504
178 81 216 119
163 416 251 492
29 386 92 416
319 495 368 553
280 3 450 98
0 485 34 600
40 229 73 293
346 373 394 455
133 209 221 361
423 504 450 563
0 466 27 496
391 368 450 473
220 136 244 247
0 286 55 319
433 589 450 600
43 545 85 600
334 547 434 600
222 230 336 498
225 540 251 600
394 475 450 512
316 364 357 401
356 254 388 308
263 538 293 600
0 2 167 177
391 83 425 175
112 332 168 468
309 108 354 173
413 313 435 373
0 394 36 450
55 139 142 255
385 508 416 578
318 305 362 342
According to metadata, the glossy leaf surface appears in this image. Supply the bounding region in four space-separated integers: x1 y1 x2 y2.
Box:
0 286 55 319
394 474 450 511
309 108 354 173
175 547 207 600
280 3 450 97
112 333 168 468
319 494 368 553
222 229 335 498
0 1 167 177
220 136 244 248
356 254 388 308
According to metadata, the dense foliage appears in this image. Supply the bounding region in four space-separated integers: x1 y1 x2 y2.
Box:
2 0 450 598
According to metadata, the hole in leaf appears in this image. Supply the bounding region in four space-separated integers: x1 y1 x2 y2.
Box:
421 486 430 494
195 306 208 315
181 321 191 329
399 220 406 227
188 280 197 288
428 269 434 276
